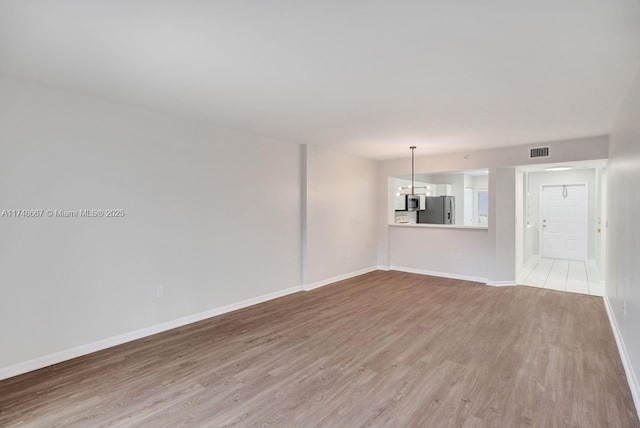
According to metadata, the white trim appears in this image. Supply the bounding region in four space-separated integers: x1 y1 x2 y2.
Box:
303 266 378 291
389 265 487 284
0 285 302 381
486 280 517 287
604 296 640 418
377 265 390 271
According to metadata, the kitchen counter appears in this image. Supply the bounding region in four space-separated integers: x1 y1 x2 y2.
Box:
389 223 488 230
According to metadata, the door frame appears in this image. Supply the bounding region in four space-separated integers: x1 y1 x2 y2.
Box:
539 182 589 261
464 187 474 226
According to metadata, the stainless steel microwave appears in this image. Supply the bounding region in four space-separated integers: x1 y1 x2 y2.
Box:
406 195 420 211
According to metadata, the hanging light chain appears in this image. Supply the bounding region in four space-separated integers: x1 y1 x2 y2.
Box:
410 146 416 196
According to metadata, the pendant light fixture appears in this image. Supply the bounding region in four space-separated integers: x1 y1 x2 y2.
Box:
410 146 416 196
397 146 427 211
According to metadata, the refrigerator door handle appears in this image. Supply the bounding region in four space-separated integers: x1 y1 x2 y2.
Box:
449 198 454 222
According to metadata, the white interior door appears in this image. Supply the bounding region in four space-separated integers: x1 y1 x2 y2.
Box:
464 187 473 226
541 184 587 261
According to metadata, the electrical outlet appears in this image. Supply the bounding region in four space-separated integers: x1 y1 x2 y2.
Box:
456 252 463 260
623 301 627 316
156 286 164 298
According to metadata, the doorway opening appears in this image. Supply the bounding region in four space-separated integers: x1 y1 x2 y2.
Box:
515 160 607 296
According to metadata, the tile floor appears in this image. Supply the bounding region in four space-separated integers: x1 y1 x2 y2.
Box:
518 256 605 296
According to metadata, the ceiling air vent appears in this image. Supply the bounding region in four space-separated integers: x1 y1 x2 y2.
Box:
529 147 550 158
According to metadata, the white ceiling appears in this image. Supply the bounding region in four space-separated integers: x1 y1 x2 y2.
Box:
1 1 639 160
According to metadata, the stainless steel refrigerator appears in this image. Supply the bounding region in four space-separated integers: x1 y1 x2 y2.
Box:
417 196 455 224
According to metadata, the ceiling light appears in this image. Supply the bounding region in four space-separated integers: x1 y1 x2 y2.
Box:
406 146 419 211
397 147 428 201
545 166 572 171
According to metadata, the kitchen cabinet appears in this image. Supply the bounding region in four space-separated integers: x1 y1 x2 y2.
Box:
436 184 452 196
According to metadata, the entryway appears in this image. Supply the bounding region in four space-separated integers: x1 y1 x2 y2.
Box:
520 257 604 296
515 160 608 296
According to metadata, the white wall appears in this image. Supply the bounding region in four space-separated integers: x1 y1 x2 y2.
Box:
0 77 302 371
489 167 517 283
389 226 488 281
472 175 488 190
377 136 609 284
305 145 378 286
525 169 598 262
607 66 640 413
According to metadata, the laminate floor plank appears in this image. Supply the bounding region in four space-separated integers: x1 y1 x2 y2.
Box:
0 271 637 427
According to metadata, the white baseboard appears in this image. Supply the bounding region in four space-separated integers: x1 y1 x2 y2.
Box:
604 295 640 418
377 265 390 271
0 285 302 381
486 280 517 287
389 266 487 284
303 266 378 291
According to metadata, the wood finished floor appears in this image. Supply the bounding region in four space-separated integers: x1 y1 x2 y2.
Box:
1 271 638 427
